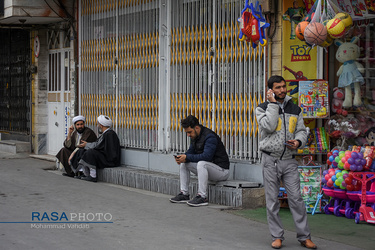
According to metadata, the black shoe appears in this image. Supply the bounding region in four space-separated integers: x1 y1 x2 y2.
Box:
187 195 208 207
81 176 97 182
169 192 190 203
74 175 84 179
62 173 74 177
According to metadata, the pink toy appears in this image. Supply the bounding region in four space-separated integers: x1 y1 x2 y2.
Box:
331 87 347 116
352 172 375 224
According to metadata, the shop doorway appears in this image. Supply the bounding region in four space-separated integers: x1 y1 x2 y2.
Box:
47 50 71 155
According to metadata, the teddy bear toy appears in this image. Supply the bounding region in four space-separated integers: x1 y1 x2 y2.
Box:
331 87 348 116
335 36 365 108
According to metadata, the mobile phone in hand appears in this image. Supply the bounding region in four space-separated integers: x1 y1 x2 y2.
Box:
173 154 179 158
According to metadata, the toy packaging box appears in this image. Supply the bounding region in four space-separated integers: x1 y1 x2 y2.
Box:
298 166 322 213
298 80 329 118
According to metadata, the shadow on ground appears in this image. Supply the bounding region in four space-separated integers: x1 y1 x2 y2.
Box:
228 207 374 250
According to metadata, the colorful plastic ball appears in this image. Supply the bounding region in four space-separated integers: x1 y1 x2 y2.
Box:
350 164 357 171
361 158 366 166
344 162 351 170
339 151 345 157
333 150 339 154
327 179 334 187
334 183 339 188
342 173 349 179
325 174 331 181
327 152 333 157
335 156 341 163
335 169 342 175
341 157 347 163
346 184 354 191
345 177 352 185
345 150 351 157
332 161 338 167
338 176 344 182
329 156 335 162
323 170 329 176
355 158 362 165
335 179 341 186
322 178 328 184
340 183 346 190
358 152 363 159
351 152 358 159
332 175 337 182
342 170 349 174
329 171 335 177
357 165 363 171
347 157 354 165
338 162 344 169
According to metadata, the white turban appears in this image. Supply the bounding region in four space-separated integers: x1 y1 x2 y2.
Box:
98 115 113 127
72 115 85 124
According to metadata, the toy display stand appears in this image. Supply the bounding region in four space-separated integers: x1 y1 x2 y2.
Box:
352 172 375 224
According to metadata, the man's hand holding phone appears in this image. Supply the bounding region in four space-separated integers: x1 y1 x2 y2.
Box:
267 89 276 102
285 140 298 150
174 154 186 164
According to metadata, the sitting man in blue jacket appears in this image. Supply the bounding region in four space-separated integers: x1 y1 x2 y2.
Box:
170 115 230 207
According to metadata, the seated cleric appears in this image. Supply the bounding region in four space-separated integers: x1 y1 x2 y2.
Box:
56 115 97 177
69 115 121 182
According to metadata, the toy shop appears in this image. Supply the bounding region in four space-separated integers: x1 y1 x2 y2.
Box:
280 0 375 224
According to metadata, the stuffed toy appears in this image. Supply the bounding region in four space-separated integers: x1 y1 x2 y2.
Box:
331 87 347 116
335 36 365 108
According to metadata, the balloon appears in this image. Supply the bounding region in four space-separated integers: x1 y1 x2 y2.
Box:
332 161 338 167
340 183 346 189
342 173 349 179
357 165 363 171
327 152 333 157
341 182 347 187
334 183 339 188
323 170 329 176
329 171 335 177
322 178 328 184
342 170 349 174
339 151 345 158
355 158 362 165
332 175 337 182
333 150 339 155
329 156 335 162
327 159 332 165
335 169 342 175
338 176 344 182
325 174 331 181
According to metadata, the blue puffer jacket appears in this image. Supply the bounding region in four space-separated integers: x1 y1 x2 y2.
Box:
185 126 230 169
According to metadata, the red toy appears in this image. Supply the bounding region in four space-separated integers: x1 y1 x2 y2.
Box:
352 172 375 224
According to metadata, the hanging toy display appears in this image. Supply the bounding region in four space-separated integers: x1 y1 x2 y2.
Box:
238 0 269 48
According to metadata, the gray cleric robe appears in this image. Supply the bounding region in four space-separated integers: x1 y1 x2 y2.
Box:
71 128 121 174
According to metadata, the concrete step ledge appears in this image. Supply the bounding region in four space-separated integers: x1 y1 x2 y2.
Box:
0 140 30 154
98 166 265 208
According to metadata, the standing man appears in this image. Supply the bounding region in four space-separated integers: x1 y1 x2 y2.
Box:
255 76 317 249
69 115 121 182
56 115 97 177
169 115 230 207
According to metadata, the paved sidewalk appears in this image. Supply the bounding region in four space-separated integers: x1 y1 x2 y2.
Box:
0 155 364 250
